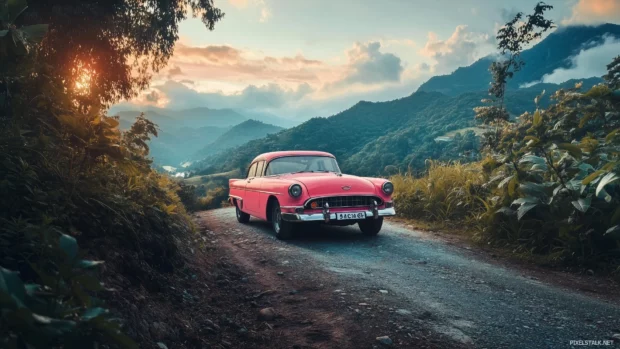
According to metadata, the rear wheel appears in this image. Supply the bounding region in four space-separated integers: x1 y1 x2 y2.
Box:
271 201 294 240
236 204 250 223
359 217 383 236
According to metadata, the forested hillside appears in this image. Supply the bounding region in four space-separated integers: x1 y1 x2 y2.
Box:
193 120 284 161
194 78 602 177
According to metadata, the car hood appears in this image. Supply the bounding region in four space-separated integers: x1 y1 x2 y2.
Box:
285 173 377 197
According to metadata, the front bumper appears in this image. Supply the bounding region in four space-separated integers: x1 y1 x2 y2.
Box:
281 207 396 222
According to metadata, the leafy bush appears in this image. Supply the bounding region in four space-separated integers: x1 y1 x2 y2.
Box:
1 1 206 347
1 234 136 349
394 82 620 270
475 83 620 268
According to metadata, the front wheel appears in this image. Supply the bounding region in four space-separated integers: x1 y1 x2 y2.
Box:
236 204 250 223
271 201 294 240
359 217 383 236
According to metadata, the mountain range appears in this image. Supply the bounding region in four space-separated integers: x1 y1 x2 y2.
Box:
417 24 620 96
115 24 618 175
187 24 617 177
115 107 293 167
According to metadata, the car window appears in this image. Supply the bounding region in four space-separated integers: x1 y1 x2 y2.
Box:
256 161 265 177
247 162 258 178
265 156 340 176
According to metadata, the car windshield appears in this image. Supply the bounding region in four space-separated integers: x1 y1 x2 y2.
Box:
265 156 341 176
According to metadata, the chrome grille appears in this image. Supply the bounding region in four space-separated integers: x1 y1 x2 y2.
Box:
305 196 383 209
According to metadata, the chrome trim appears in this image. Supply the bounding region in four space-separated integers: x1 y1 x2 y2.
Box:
244 189 281 195
323 202 330 223
229 195 243 201
280 205 304 209
281 207 396 222
303 195 383 207
372 200 379 219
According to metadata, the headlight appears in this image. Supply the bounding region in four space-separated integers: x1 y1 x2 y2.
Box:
289 184 302 197
382 181 394 195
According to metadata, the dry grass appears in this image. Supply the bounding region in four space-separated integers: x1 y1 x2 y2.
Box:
391 161 487 228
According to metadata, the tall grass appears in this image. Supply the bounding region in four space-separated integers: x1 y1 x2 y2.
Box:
391 161 487 228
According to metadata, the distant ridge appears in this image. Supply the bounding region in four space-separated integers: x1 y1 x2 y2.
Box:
417 23 620 96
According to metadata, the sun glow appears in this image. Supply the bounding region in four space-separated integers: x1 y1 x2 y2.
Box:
75 69 93 93
72 62 96 96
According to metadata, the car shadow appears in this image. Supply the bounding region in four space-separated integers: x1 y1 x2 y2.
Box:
245 219 383 245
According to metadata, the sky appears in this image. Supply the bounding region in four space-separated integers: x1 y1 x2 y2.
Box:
112 0 620 121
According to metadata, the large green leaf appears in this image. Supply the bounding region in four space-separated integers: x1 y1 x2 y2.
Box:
76 260 104 269
497 175 514 189
605 225 620 236
533 110 542 127
595 172 619 197
557 143 582 159
519 154 546 165
605 128 620 143
519 182 549 199
81 307 108 321
571 197 591 213
582 170 604 185
512 196 539 205
0 267 27 303
59 234 78 261
517 203 537 220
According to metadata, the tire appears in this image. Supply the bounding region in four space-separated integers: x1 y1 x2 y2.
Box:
271 200 294 240
236 204 250 223
359 217 383 236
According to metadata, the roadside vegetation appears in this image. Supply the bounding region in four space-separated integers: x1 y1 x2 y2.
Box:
177 170 238 211
393 3 620 273
0 0 223 347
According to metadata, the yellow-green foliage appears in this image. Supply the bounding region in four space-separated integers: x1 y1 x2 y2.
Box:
391 161 486 226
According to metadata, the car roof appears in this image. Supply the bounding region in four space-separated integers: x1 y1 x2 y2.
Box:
251 151 335 163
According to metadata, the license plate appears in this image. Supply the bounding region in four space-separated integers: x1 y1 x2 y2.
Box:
336 212 366 220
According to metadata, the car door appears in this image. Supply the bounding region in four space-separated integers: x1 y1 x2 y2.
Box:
245 160 265 215
242 162 258 214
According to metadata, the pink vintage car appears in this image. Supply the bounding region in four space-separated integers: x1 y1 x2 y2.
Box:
228 151 395 239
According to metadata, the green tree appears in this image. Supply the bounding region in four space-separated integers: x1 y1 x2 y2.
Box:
20 0 223 106
604 55 620 90
475 1 554 149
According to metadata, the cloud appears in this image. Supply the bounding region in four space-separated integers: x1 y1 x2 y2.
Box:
537 35 620 84
259 7 271 23
324 42 404 91
167 66 183 79
563 0 620 25
228 0 249 8
145 90 160 103
228 0 272 23
500 7 521 23
168 43 325 84
118 40 421 118
139 80 314 110
420 25 495 74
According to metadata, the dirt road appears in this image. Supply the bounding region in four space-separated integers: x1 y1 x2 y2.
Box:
197 208 620 348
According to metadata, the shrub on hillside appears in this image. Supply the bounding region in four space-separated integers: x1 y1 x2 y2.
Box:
475 83 620 269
